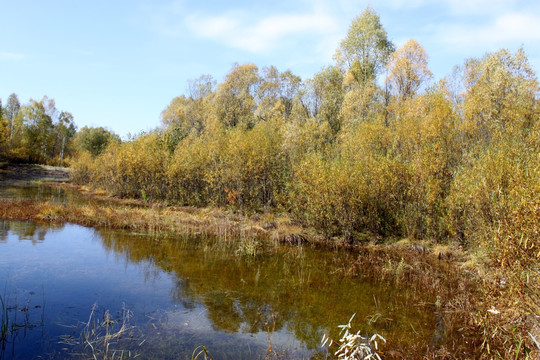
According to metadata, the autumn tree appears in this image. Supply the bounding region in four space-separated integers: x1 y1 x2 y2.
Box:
462 48 539 141
213 63 260 129
161 95 208 152
0 99 8 157
256 66 302 121
187 74 216 100
20 98 55 163
5 93 20 143
56 111 76 164
386 39 432 100
334 7 394 86
74 126 120 157
334 7 394 127
309 66 344 136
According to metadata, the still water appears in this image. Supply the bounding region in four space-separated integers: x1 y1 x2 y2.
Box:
0 187 439 359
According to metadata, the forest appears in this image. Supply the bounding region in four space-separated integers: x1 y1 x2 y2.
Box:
1 7 539 358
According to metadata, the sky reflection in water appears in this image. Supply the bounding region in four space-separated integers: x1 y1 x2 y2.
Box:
0 209 437 359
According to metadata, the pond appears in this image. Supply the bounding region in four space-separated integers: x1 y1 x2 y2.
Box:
0 187 440 359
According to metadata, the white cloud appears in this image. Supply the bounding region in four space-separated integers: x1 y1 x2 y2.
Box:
377 0 512 14
442 0 514 15
0 52 24 60
440 12 540 48
185 10 339 54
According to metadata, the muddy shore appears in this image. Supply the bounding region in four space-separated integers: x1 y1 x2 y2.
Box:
0 163 71 186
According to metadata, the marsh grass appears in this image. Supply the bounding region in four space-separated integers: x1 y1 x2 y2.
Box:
0 291 45 355
0 294 7 349
191 345 214 360
0 198 309 251
60 303 143 360
329 244 484 358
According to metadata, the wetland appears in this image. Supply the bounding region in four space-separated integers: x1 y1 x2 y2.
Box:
0 185 466 359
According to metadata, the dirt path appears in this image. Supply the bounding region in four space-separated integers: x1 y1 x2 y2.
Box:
0 163 71 186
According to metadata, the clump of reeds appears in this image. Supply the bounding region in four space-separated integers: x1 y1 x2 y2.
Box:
0 291 45 354
235 238 264 257
60 303 143 359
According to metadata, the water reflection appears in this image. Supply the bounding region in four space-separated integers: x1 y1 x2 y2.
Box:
0 221 63 244
97 228 437 351
0 220 438 359
0 185 69 203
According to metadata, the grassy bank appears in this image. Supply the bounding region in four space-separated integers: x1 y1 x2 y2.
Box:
2 187 539 358
0 197 304 243
0 195 482 357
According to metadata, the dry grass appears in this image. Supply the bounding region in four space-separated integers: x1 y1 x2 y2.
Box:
0 198 302 243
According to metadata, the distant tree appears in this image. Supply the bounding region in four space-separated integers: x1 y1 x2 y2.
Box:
20 99 55 163
74 126 120 157
462 48 539 141
161 95 206 152
213 63 260 128
188 74 216 100
309 66 344 135
56 111 76 164
256 66 302 120
5 93 20 142
386 39 432 100
0 99 8 157
334 7 394 86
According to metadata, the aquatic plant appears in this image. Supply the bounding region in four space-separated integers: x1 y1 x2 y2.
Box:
191 345 213 360
60 303 143 360
235 238 263 257
321 314 385 360
0 294 7 349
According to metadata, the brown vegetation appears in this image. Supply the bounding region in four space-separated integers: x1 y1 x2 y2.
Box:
68 45 538 358
1 7 538 359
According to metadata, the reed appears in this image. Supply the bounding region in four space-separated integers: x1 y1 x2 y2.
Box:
0 198 304 245
60 303 142 360
0 294 7 349
191 345 213 360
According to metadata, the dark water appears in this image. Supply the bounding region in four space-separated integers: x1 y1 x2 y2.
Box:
0 185 70 203
0 187 439 359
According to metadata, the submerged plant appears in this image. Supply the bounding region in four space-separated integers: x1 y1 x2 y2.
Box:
321 314 385 360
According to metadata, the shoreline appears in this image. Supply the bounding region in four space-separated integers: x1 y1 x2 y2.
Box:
0 162 534 358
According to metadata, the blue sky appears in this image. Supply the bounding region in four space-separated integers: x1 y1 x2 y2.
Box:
2 0 539 138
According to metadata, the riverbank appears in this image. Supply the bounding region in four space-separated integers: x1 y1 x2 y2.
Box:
0 162 71 186
0 164 537 359
0 195 482 358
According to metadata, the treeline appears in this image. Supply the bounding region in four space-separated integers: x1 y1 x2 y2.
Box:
72 8 538 252
0 94 76 165
0 94 123 166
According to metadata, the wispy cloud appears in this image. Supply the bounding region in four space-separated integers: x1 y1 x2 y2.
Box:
0 52 24 60
185 10 339 54
442 0 513 15
378 0 511 13
439 12 540 49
